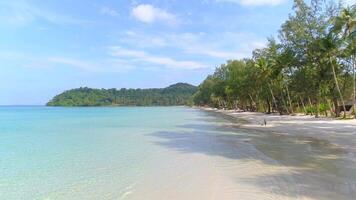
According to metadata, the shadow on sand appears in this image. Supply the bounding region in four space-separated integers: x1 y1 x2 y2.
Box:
150 111 356 200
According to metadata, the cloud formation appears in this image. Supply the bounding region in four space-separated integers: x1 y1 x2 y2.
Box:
48 57 99 71
118 31 266 60
216 0 286 6
109 46 206 70
100 6 119 17
0 1 89 26
46 57 134 72
131 4 178 25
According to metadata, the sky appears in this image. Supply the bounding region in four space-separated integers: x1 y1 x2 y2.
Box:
0 0 297 105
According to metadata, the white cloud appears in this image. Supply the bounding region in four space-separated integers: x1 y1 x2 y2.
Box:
177 32 267 59
131 4 178 25
121 30 168 47
0 52 133 72
0 1 89 26
48 57 99 71
216 0 286 6
47 56 134 72
118 31 266 60
109 46 207 70
184 48 242 59
100 6 119 17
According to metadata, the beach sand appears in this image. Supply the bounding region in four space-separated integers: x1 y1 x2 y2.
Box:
178 108 356 200
127 108 356 200
214 109 356 152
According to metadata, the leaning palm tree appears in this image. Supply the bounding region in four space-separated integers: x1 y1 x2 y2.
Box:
332 6 356 117
319 34 347 118
255 57 279 112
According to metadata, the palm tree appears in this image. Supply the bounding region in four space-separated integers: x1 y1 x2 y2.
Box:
333 6 356 117
319 33 347 118
254 57 279 113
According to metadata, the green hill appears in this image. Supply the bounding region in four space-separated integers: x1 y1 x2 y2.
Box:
46 83 197 106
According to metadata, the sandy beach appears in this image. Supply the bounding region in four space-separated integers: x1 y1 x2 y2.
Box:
129 108 356 200
209 109 356 153
190 107 356 200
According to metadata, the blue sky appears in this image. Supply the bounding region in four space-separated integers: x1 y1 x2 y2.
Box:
0 0 296 105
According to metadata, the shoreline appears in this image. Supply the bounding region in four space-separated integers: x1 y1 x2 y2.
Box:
2 106 355 199
197 107 356 153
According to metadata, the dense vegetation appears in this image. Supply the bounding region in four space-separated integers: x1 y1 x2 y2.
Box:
47 83 197 106
193 0 355 118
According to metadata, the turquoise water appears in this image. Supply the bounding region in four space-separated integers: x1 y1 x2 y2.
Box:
0 106 355 200
0 106 201 199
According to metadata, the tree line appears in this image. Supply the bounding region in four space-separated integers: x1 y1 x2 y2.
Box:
47 83 197 106
193 0 355 118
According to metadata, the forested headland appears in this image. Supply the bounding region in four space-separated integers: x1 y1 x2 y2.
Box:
47 83 197 106
193 0 355 118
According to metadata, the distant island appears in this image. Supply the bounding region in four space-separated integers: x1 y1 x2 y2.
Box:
47 83 197 106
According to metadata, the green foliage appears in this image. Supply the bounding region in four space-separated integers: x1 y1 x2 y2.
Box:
193 0 355 118
319 103 329 113
306 105 316 115
47 83 197 106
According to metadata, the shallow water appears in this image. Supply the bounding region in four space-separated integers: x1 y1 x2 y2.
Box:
0 106 355 200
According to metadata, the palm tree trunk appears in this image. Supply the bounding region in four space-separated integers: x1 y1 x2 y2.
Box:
331 58 347 118
268 83 278 112
285 85 293 113
266 98 271 114
300 96 307 114
248 94 256 111
327 99 334 117
333 97 340 117
255 94 260 112
308 97 313 115
281 91 290 114
315 97 319 118
353 55 355 118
